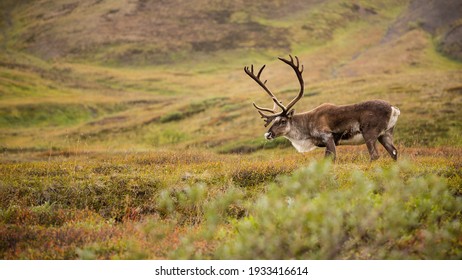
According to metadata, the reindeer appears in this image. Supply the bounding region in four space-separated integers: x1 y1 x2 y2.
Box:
244 55 400 161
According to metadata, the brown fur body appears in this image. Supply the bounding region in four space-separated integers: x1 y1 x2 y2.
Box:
266 100 400 161
245 55 400 161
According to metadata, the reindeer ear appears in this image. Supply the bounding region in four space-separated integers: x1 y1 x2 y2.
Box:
287 109 295 118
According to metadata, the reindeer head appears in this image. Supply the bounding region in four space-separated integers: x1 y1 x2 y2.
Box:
244 55 304 140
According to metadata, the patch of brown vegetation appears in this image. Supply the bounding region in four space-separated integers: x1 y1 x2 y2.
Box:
10 0 331 62
384 0 462 60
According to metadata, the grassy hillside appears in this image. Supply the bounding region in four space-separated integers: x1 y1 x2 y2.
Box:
1 0 461 154
0 0 461 259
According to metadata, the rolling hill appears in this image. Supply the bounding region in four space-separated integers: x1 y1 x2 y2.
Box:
0 0 461 154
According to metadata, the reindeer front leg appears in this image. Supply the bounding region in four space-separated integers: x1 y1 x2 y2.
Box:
324 135 337 161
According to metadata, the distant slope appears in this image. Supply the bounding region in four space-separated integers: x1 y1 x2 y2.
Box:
0 0 461 153
2 0 324 63
384 0 462 60
2 0 460 64
2 0 410 65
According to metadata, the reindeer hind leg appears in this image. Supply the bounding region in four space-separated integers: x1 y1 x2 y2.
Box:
378 127 398 161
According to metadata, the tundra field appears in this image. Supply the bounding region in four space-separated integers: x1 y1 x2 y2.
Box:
1 0 462 259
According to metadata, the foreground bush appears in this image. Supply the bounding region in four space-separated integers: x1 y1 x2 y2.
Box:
1 152 461 259
214 160 462 259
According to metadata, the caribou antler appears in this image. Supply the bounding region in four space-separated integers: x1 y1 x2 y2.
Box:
244 55 305 126
278 55 304 112
244 64 286 114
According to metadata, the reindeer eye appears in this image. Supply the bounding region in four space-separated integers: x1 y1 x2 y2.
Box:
280 120 287 125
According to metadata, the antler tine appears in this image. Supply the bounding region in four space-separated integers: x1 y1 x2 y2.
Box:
254 106 285 119
279 55 304 72
244 63 287 113
257 64 265 79
253 102 276 113
256 110 279 127
295 56 304 73
256 109 276 118
277 55 305 111
295 55 300 69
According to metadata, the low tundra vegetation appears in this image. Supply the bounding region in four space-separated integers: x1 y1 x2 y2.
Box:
214 160 462 259
0 149 461 259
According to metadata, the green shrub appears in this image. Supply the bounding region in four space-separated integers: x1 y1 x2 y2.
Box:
157 183 245 226
230 161 296 188
215 160 462 259
159 111 184 123
159 97 228 123
218 138 292 154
